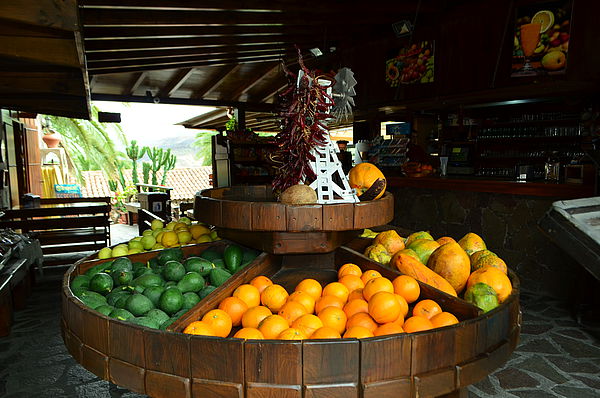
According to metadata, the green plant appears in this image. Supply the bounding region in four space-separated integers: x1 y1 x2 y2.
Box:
142 162 151 188
143 146 177 187
126 140 146 185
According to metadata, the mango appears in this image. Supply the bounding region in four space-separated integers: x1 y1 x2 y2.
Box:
391 252 456 297
407 239 440 264
363 243 391 266
427 242 471 294
373 230 405 255
436 236 456 246
405 231 433 247
458 232 486 256
470 250 507 274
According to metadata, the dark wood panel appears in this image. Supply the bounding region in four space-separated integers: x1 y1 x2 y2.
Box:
109 358 146 395
144 329 190 377
387 175 595 198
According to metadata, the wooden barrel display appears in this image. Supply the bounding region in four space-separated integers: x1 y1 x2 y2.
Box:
61 186 520 398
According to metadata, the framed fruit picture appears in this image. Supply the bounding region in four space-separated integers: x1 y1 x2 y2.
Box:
385 40 434 87
511 0 573 77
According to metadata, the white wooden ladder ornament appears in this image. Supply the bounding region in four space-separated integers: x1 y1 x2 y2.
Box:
295 70 358 204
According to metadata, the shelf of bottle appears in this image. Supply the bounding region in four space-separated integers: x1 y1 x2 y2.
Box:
476 135 586 143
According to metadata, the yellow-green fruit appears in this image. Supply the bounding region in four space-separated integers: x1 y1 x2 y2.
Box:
131 236 143 242
128 240 144 251
405 231 434 247
151 228 163 238
469 249 496 266
196 234 212 243
209 230 218 240
165 221 177 231
97 247 112 259
128 248 143 255
472 254 508 274
458 233 486 256
150 219 164 231
427 242 471 293
112 245 129 257
407 238 440 264
364 243 392 266
177 231 193 245
140 235 156 250
142 229 154 237
179 216 192 226
151 243 165 250
190 224 211 239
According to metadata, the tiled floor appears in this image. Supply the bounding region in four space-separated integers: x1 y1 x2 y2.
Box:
1 224 599 397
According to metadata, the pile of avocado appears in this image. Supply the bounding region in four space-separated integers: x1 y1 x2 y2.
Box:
70 244 259 330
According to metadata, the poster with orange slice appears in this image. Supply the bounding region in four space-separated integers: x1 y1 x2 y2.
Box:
385 40 434 87
511 0 573 77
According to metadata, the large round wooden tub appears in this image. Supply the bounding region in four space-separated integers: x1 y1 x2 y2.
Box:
61 240 520 398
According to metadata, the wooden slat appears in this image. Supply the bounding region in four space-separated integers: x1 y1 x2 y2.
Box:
42 243 106 254
0 36 80 68
124 71 147 95
193 64 241 99
0 0 78 31
40 197 110 205
39 229 108 245
2 204 109 217
83 25 314 39
230 63 280 101
158 68 194 97
0 215 109 230
0 71 85 97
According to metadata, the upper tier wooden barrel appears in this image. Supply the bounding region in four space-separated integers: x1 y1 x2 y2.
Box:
193 186 394 254
61 241 520 398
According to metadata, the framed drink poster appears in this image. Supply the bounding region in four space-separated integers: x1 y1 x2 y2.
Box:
385 40 434 87
511 1 573 77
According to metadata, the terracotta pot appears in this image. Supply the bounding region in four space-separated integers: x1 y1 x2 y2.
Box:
42 133 61 148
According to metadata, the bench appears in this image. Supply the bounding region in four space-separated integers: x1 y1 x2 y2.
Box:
0 197 111 269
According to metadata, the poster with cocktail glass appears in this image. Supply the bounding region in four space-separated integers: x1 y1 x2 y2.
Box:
511 1 572 77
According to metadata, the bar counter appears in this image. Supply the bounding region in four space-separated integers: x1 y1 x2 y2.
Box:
386 174 595 199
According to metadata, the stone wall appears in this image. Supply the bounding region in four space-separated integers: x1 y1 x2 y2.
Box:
388 186 579 299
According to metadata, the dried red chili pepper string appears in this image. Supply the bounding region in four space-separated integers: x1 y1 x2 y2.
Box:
272 47 335 194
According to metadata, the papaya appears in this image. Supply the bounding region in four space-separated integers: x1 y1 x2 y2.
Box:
363 243 391 266
458 232 486 256
390 252 457 297
427 242 471 294
373 230 405 256
405 231 433 247
407 239 440 264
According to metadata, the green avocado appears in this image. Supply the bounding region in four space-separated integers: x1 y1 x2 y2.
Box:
128 316 160 329
112 270 133 286
143 285 166 307
224 245 243 273
106 290 132 306
162 261 186 282
157 248 184 266
109 308 135 321
71 275 91 291
158 287 184 315
132 273 164 289
176 272 205 293
184 257 215 276
77 290 108 309
95 305 115 316
199 249 222 262
159 317 177 330
209 268 231 287
89 272 114 295
85 261 113 278
145 308 170 326
111 257 133 273
125 294 155 316
182 292 201 310
133 266 155 279
212 258 225 269
198 285 217 299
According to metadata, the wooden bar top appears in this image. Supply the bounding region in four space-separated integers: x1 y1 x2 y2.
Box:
386 175 596 198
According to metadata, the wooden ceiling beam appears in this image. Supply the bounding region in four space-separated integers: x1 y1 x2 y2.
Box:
159 67 195 97
124 71 147 95
90 93 275 113
230 63 281 101
198 64 243 99
88 50 285 68
88 55 284 75
81 8 407 27
86 44 293 61
79 0 433 15
0 35 80 68
0 0 78 31
83 34 325 52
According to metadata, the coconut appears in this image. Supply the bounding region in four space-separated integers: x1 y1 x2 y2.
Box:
280 184 318 205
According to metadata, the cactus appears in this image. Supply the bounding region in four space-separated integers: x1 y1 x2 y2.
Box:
108 180 118 192
125 140 145 185
142 162 151 190
160 150 177 186
146 147 166 186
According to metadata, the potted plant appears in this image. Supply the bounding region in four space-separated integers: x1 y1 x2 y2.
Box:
40 116 61 148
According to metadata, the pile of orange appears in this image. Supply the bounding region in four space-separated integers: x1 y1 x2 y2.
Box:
183 264 460 339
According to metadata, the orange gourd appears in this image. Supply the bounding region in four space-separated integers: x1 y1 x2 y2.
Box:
348 163 386 200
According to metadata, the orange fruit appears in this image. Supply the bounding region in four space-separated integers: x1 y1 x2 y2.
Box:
201 309 232 337
277 327 306 340
394 294 409 320
363 277 394 301
403 316 434 333
258 314 289 339
338 274 365 292
315 295 345 314
412 299 442 320
310 326 342 339
292 314 323 338
278 301 308 326
368 291 401 324
183 321 216 336
360 270 382 284
288 291 316 314
392 275 421 303
250 275 273 294
346 312 378 333
233 327 264 340
260 284 289 312
343 326 374 339
218 297 248 327
343 298 369 319
374 322 405 336
322 282 350 303
233 284 261 308
338 263 362 278
467 267 513 302
294 278 322 300
241 306 272 329
430 312 459 328
318 306 347 335
347 288 365 301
